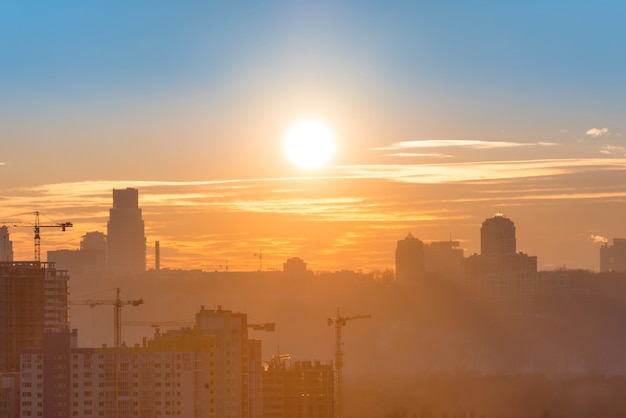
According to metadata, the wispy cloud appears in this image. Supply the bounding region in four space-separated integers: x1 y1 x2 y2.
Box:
599 145 626 156
586 128 609 138
373 139 557 151
383 152 453 158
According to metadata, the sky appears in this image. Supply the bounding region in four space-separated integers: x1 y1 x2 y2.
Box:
2 1 626 272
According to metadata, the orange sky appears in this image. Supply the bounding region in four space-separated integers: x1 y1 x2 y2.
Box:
2 3 626 273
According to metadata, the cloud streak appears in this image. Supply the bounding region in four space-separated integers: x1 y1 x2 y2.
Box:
374 139 557 152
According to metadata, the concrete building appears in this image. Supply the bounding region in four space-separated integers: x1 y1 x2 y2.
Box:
107 188 146 276
20 307 264 418
600 238 626 272
195 306 250 418
0 227 13 262
0 261 69 372
21 328 216 418
262 356 334 418
0 372 19 418
465 214 539 297
48 231 107 279
395 233 425 284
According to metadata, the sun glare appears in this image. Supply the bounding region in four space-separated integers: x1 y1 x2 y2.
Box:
285 120 335 169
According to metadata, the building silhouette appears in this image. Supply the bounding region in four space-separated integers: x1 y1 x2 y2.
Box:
107 188 146 276
263 356 334 418
465 214 538 296
0 227 13 263
395 233 425 284
600 238 626 272
424 240 464 281
283 257 310 278
0 262 69 372
48 231 107 278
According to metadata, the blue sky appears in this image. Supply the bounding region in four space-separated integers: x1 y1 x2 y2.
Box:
2 1 626 271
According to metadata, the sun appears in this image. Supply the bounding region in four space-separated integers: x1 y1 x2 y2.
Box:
285 120 336 169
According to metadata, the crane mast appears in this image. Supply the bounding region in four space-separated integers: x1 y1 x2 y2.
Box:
1 211 73 262
70 287 144 347
327 308 371 418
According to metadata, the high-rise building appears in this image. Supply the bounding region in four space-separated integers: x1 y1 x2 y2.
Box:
465 214 538 296
480 213 516 256
262 356 334 418
395 233 425 284
600 238 626 272
21 328 216 418
0 227 13 262
48 231 107 278
20 307 263 418
107 188 146 276
195 306 250 418
0 261 69 372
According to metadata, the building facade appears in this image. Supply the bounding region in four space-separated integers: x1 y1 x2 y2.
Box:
20 306 265 418
107 188 146 276
0 261 69 372
262 357 334 418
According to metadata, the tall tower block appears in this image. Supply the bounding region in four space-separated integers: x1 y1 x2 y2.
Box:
106 188 146 276
480 214 516 256
395 233 425 283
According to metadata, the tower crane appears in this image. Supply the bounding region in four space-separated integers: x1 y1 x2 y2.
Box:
327 308 371 418
70 288 144 347
122 320 276 334
1 211 73 262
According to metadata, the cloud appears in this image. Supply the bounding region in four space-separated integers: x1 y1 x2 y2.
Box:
586 128 609 137
590 234 608 244
384 152 453 158
373 139 557 151
599 145 626 156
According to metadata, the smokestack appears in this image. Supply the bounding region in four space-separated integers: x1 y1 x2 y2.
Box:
155 241 160 271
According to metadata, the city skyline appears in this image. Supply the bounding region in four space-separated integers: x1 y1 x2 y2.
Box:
2 2 626 271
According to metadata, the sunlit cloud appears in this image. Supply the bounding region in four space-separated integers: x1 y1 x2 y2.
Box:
373 139 557 151
384 152 453 158
586 128 609 137
330 158 626 184
599 145 626 156
589 234 608 244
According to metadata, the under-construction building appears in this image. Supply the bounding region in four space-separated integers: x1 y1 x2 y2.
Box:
0 227 13 262
263 357 334 418
107 188 146 276
0 261 69 372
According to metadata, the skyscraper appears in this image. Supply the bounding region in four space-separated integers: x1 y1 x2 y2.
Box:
106 188 146 276
395 233 425 284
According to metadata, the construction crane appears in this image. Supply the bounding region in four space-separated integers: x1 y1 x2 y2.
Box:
70 288 144 347
327 308 371 418
123 320 276 333
1 211 72 262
